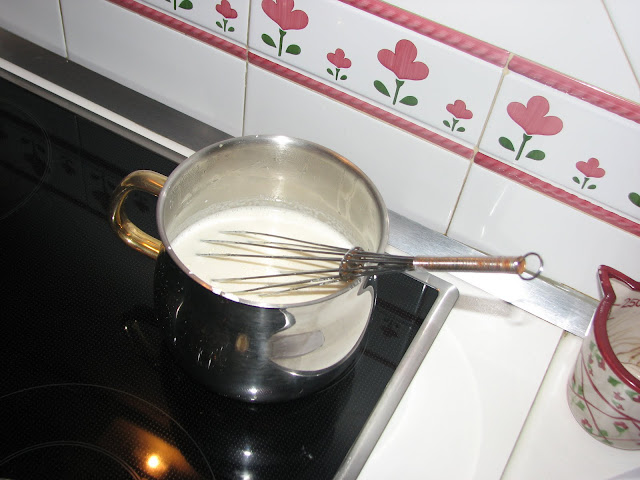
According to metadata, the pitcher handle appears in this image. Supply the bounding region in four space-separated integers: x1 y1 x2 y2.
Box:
109 170 166 259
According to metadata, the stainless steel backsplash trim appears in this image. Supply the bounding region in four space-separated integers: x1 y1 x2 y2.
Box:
0 28 597 337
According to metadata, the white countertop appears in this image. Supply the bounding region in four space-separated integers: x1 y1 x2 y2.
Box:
360 269 640 479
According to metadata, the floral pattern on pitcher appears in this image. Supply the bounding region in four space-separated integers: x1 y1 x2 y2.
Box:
567 266 640 450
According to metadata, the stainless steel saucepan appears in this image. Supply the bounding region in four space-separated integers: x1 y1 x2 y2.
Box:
109 135 388 403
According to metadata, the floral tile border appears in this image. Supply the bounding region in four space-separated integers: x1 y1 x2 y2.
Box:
136 0 250 47
103 0 640 239
474 153 640 237
247 0 503 152
337 0 510 67
509 56 640 123
106 0 247 59
247 53 474 158
479 68 640 226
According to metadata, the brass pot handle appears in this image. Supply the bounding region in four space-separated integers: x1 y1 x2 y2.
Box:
109 170 167 260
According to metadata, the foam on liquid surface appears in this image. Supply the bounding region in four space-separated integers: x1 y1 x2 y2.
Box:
171 206 353 304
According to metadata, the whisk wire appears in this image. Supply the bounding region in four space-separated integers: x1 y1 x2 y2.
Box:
199 231 543 295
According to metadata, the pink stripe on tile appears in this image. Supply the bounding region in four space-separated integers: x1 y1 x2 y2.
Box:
248 52 475 159
106 0 247 59
337 0 509 67
509 56 640 124
474 152 640 237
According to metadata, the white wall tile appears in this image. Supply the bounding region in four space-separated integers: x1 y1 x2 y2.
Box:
60 0 246 136
448 164 640 298
243 64 470 233
604 0 640 85
479 70 640 224
387 0 640 103
0 0 66 57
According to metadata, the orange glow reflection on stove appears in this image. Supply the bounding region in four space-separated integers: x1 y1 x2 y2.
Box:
147 454 161 469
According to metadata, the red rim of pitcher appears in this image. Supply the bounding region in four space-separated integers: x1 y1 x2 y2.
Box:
593 265 640 393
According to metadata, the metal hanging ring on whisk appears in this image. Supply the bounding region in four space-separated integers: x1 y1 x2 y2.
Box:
199 231 544 293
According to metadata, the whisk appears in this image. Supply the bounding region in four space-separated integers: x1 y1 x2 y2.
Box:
198 231 543 295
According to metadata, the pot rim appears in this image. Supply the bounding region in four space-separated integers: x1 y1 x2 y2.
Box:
155 134 389 309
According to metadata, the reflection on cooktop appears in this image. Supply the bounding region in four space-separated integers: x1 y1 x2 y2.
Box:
0 384 213 479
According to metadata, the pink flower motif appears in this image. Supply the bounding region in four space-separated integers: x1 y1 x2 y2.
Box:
446 100 473 120
507 96 563 136
262 0 308 31
374 40 428 106
326 49 352 82
377 40 429 81
216 0 237 19
327 49 351 69
499 96 563 161
614 391 625 401
574 158 606 190
576 158 605 178
581 418 592 430
443 100 473 133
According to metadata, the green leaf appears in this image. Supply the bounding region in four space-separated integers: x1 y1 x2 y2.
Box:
499 137 515 151
588 184 596 190
629 192 640 207
262 34 276 48
229 26 235 32
457 127 465 132
340 74 347 80
599 429 609 437
285 44 301 55
576 400 585 411
374 80 390 97
572 176 580 184
443 120 451 128
179 0 193 9
526 150 546 160
399 96 418 106
615 423 628 433
327 68 334 76
216 21 223 28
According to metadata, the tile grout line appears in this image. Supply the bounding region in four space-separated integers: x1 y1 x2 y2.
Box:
443 53 513 237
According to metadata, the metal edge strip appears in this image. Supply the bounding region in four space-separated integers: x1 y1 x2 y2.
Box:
388 211 598 338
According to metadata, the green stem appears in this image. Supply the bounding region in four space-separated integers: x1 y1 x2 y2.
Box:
451 118 459 131
173 0 177 9
392 79 405 105
515 133 532 160
582 177 590 189
335 68 340 80
278 29 286 56
223 19 228 32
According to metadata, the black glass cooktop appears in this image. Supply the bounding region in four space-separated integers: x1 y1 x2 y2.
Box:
0 73 454 480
